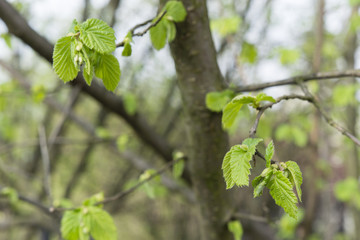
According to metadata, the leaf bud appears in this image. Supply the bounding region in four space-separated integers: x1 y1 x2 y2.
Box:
239 144 248 152
260 167 272 177
76 42 83 51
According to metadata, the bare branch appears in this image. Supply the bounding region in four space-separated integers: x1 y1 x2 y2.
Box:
298 83 360 147
234 70 360 92
38 126 53 205
233 212 269 223
116 11 167 47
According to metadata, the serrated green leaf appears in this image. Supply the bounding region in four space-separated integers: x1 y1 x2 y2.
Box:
265 141 274 168
61 210 85 240
95 54 121 91
268 171 298 219
227 220 243 240
285 161 303 202
68 19 79 34
230 145 253 187
53 36 79 82
252 175 264 197
87 207 117 240
222 150 235 189
83 61 94 85
79 18 116 54
242 137 263 155
165 19 176 42
122 42 132 56
232 95 256 104
150 19 167 50
255 93 276 104
164 1 187 22
206 90 234 112
173 158 185 179
222 100 243 129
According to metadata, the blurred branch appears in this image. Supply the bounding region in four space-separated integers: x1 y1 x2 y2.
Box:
233 212 269 223
116 10 167 47
298 82 360 147
38 126 53 205
234 70 360 92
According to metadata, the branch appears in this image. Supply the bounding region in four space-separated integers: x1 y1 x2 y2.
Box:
249 95 313 137
38 126 53 205
234 70 360 92
116 10 167 47
233 212 269 223
298 82 360 147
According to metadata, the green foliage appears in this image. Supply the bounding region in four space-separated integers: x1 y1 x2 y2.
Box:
1 187 19 204
53 18 120 91
116 134 129 152
1 33 12 48
222 93 275 129
277 210 304 239
61 193 117 240
265 140 274 168
268 171 298 219
285 161 303 201
275 124 307 147
222 138 263 188
123 92 137 115
240 42 258 64
211 16 242 36
173 158 185 179
332 84 357 106
334 178 360 209
150 1 187 50
278 48 300 65
205 89 235 112
122 32 133 57
227 220 243 240
349 0 360 7
139 169 167 199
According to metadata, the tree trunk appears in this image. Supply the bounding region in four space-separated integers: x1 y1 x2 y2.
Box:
161 0 234 239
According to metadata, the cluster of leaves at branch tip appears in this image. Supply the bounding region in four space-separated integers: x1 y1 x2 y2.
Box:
53 18 120 92
150 1 187 50
61 192 118 240
139 169 167 199
222 139 303 219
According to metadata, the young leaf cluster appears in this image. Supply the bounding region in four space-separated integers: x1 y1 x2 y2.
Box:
150 1 187 50
222 139 303 219
139 169 167 199
221 93 275 129
61 193 117 240
53 18 120 92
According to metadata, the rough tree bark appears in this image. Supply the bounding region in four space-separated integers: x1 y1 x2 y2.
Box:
160 0 234 239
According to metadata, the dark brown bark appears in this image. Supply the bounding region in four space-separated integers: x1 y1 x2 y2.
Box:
161 0 234 239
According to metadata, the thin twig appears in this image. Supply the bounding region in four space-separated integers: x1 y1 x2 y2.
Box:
249 95 313 137
38 126 53 205
116 10 167 47
298 82 360 147
234 70 360 93
233 212 269 223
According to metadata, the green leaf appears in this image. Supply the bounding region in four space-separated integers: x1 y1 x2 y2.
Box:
227 220 243 240
173 158 185 179
165 19 176 42
1 187 18 203
122 42 132 56
87 207 117 240
242 138 263 155
278 48 300 65
82 192 104 206
83 60 94 86
53 36 79 82
265 141 274 168
61 210 86 240
240 42 257 64
150 19 167 50
334 177 359 202
230 145 253 187
79 18 116 54
95 54 121 92
123 92 137 115
268 171 298 219
205 90 234 112
285 161 303 201
164 1 187 22
222 100 243 129
1 33 12 48
210 16 242 36
222 150 235 189
116 134 129 152
232 95 256 104
255 93 276 105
